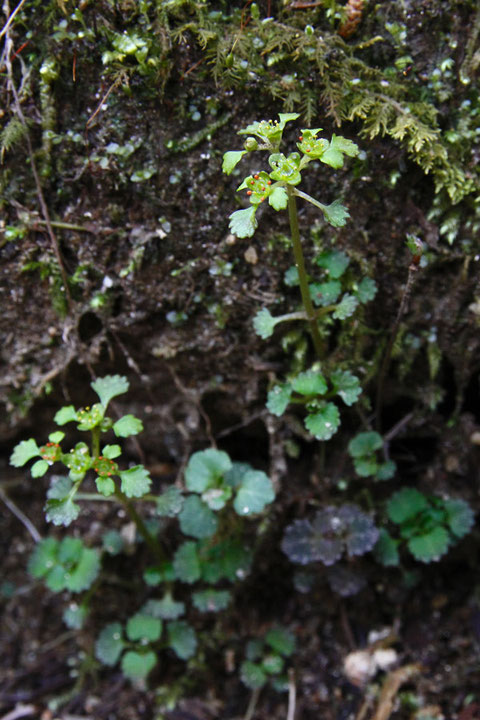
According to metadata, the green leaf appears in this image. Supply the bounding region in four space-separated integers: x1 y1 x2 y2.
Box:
240 661 267 689
202 486 232 511
319 134 359 169
269 152 302 185
408 526 450 563
142 593 185 620
173 541 201 583
155 486 184 517
253 308 276 339
321 200 351 228
167 621 197 660
348 431 383 458
229 206 258 238
113 414 143 438
95 622 125 666
353 457 378 478
444 498 475 538
102 444 122 459
304 403 340 440
54 405 78 425
284 266 299 287
63 602 88 630
10 439 40 467
355 276 377 303
309 280 342 307
222 150 246 174
262 654 284 674
48 431 65 443
66 547 100 592
91 375 129 408
268 186 288 210
387 488 429 524
126 614 162 643
121 650 157 680
333 293 358 319
185 449 232 493
119 465 151 498
234 470 275 516
291 369 327 396
266 383 292 416
47 475 73 500
374 529 400 567
199 538 251 583
330 370 361 406
315 250 350 278
377 460 396 480
265 627 295 656
178 495 219 538
31 459 49 477
45 496 81 527
95 476 116 496
192 589 231 613
224 462 253 489
102 529 125 555
28 537 59 579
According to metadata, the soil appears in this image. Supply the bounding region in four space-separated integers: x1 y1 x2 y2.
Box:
1 0 480 718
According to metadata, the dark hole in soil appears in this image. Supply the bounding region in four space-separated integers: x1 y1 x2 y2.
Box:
78 311 103 342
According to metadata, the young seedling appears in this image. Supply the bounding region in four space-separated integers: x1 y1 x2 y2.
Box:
223 113 359 359
376 487 475 565
348 431 396 480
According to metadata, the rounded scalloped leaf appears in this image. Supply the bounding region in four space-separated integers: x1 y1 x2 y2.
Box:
178 495 219 538
387 488 429 524
309 280 342 307
330 370 362 407
192 589 231 613
65 546 100 592
156 486 184 517
121 650 157 680
444 498 475 538
31 457 51 477
167 620 197 660
91 375 129 408
348 431 383 458
374 529 400 567
45 496 81 527
63 602 88 630
229 206 258 238
281 518 315 565
233 470 275 516
95 622 125 666
199 538 251 583
10 439 40 467
185 449 232 493
355 276 377 303
304 403 340 441
119 465 151 498
340 505 379 557
266 383 292 417
28 537 59 579
142 594 185 620
326 564 366 597
333 293 358 320
253 308 277 339
240 660 267 690
113 414 143 438
407 526 450 563
173 541 201 584
265 626 295 656
262 654 284 674
291 370 328 396
126 614 162 643
315 250 350 279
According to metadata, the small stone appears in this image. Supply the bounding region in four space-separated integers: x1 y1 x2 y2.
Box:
244 246 258 264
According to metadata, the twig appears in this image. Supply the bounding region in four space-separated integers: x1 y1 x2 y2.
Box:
86 77 121 129
287 668 297 720
244 687 261 720
0 705 37 720
0 0 27 39
375 262 418 432
370 664 421 720
2 3 72 310
0 486 42 542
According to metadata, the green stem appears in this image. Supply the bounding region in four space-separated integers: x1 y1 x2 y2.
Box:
91 427 100 459
286 186 324 358
114 488 167 567
293 187 328 214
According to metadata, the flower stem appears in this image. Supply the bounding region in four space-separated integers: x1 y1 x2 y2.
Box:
287 186 324 358
114 488 167 566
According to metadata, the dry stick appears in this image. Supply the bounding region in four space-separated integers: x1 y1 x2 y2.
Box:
286 669 297 720
85 77 121 129
375 261 418 433
244 687 261 720
2 11 72 310
0 0 27 38
0 486 42 542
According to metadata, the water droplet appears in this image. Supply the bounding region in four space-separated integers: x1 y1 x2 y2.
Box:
242 506 250 514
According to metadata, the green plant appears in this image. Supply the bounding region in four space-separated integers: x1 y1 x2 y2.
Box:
10 376 277 684
240 626 296 692
348 431 396 480
376 488 475 565
223 113 368 441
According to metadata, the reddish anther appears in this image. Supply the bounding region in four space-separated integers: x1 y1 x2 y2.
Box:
267 180 272 185
306 148 311 152
254 174 259 179
247 190 252 195
299 135 303 141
